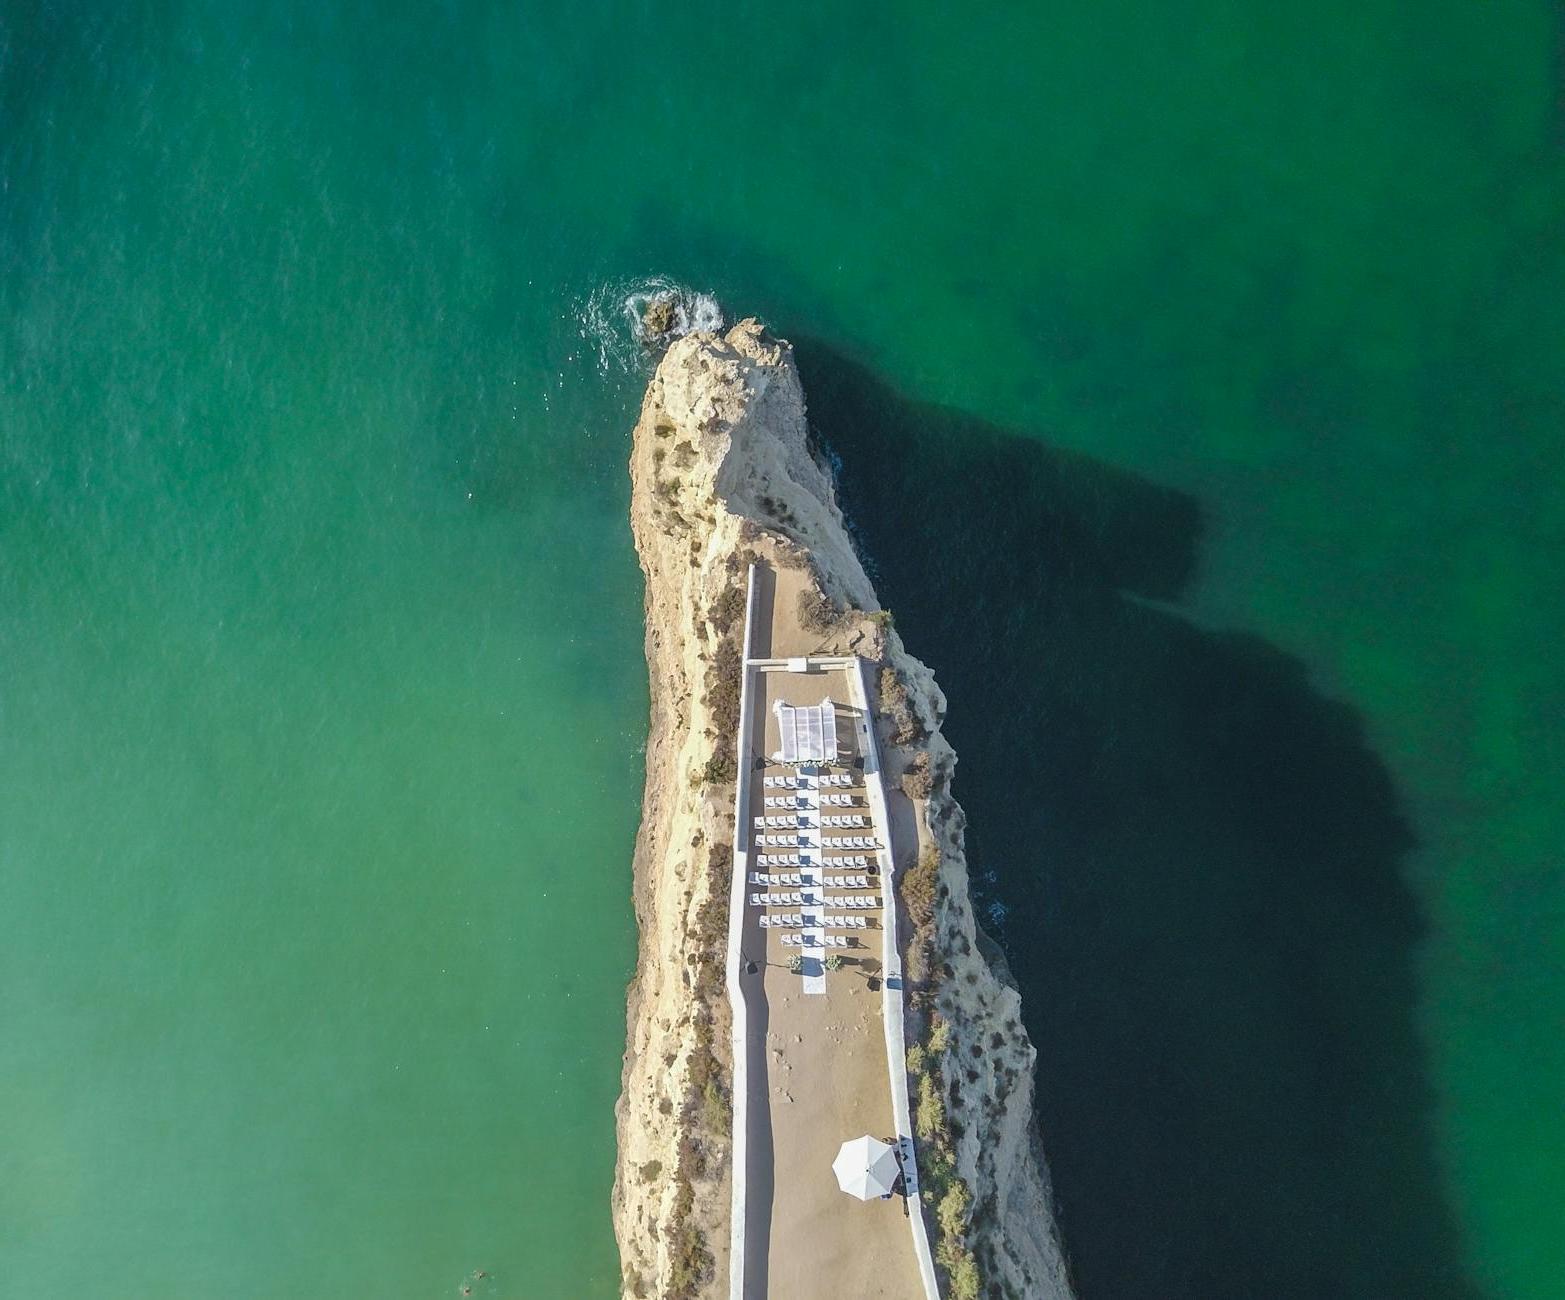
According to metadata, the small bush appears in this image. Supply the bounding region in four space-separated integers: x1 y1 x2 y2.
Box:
901 847 940 929
700 748 737 786
937 1179 973 1240
878 665 926 745
906 1043 927 1076
796 586 842 633
709 583 746 637
938 1241 982 1300
915 1072 945 1139
920 1139 956 1193
701 1077 731 1135
667 1218 711 1298
698 636 743 786
927 1016 952 1056
639 1159 663 1183
900 751 934 800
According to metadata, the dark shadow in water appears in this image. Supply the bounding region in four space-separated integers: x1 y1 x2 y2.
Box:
793 339 1481 1300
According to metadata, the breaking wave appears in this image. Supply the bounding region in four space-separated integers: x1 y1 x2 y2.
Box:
574 276 725 375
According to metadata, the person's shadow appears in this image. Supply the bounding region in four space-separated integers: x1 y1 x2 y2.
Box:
794 339 1482 1300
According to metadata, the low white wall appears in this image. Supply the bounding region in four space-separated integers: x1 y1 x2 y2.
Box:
726 564 762 1300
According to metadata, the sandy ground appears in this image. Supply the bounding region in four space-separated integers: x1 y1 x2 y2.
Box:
759 977 924 1299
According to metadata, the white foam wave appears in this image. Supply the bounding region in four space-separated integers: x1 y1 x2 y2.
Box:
573 276 725 376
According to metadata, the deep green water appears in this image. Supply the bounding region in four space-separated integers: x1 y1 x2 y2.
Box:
3 4 1561 1298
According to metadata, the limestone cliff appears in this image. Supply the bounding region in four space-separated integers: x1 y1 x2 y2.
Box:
613 319 1073 1299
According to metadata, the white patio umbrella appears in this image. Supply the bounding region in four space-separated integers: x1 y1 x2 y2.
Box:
832 1135 901 1200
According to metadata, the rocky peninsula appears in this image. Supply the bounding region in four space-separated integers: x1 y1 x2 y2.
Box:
612 317 1073 1300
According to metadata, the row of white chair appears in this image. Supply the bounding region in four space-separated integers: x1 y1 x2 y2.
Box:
822 854 874 868
747 873 874 890
780 933 856 947
820 793 859 807
754 815 801 829
765 774 857 789
758 835 801 847
822 895 880 909
769 918 870 932
823 836 879 849
821 815 868 828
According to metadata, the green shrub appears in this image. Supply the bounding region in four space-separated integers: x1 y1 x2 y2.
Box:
919 1140 956 1196
915 1072 945 1140
639 1159 663 1183
927 1016 952 1056
906 1043 927 1076
937 1179 973 1240
938 1242 981 1300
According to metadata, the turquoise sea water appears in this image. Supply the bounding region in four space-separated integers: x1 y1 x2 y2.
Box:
3 4 1561 1297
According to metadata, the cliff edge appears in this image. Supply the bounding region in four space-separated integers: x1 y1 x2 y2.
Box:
613 318 1073 1299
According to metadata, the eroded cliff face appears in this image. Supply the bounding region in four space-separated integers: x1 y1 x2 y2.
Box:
614 319 1072 1299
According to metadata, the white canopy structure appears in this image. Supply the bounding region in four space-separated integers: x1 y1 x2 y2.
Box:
832 1135 901 1200
774 699 838 765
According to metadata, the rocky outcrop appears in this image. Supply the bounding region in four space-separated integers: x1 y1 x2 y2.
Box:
613 318 1073 1299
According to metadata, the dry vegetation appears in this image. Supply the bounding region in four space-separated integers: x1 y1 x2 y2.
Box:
893 759 985 1297
797 585 844 634
657 558 760 1298
878 665 927 746
900 750 935 800
908 1004 983 1299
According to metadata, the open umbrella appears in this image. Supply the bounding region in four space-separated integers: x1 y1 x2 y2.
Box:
832 1135 901 1200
